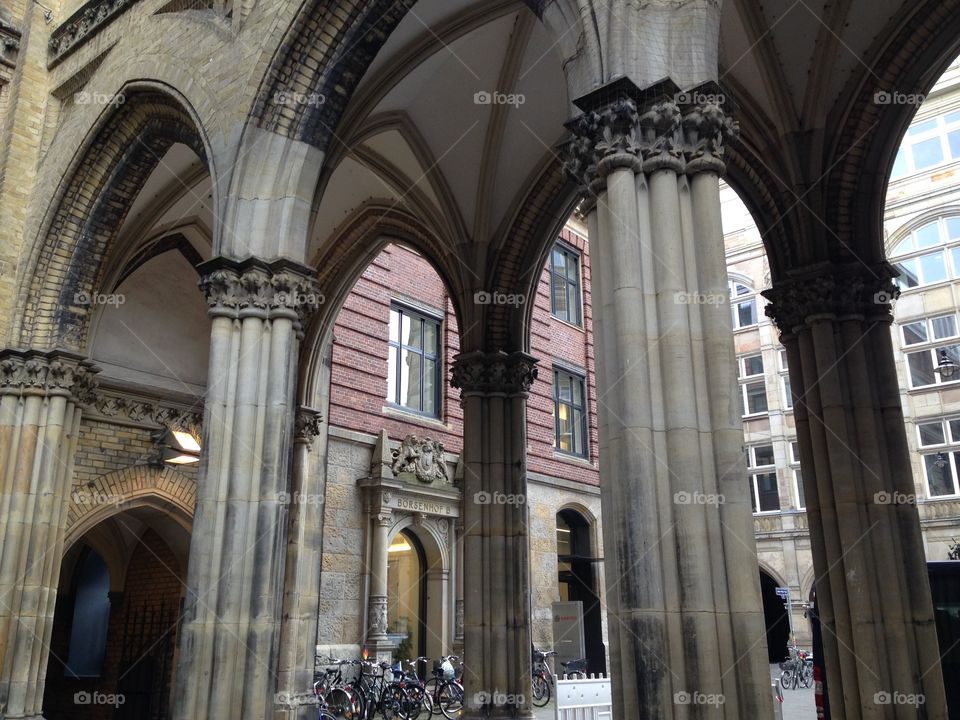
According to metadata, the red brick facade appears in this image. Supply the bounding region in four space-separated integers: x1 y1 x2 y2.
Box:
329 227 599 486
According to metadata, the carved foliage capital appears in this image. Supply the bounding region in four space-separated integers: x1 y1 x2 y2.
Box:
763 264 899 333
450 351 538 396
0 350 99 403
295 407 323 443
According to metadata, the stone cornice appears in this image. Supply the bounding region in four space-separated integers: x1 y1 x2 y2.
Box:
762 263 900 334
90 389 203 434
0 349 98 402
0 16 21 69
198 256 323 330
563 77 738 192
450 350 538 396
48 0 138 65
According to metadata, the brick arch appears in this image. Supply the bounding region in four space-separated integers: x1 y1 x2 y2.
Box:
823 0 960 264
65 465 196 551
249 0 545 151
15 87 210 352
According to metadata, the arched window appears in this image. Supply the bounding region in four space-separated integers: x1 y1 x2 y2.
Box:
890 216 960 289
729 279 758 329
65 547 111 677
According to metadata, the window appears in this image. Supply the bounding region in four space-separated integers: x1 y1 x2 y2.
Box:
549 244 582 326
890 111 960 180
554 368 588 457
917 418 960 497
387 304 442 417
790 441 804 509
738 354 768 417
730 280 757 329
747 444 780 513
905 345 960 389
778 348 794 410
890 218 960 290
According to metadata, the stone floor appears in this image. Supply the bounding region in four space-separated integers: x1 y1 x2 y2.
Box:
529 667 817 719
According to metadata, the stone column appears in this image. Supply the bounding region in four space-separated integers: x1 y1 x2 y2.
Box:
0 349 96 720
275 407 323 719
563 78 772 718
366 510 392 660
450 350 537 720
764 265 948 719
172 257 320 720
453 518 464 656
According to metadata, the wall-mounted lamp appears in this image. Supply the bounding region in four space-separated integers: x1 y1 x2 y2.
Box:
153 428 201 465
31 0 53 23
935 349 959 380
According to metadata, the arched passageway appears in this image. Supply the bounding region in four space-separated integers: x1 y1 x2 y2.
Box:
555 509 605 676
758 571 791 664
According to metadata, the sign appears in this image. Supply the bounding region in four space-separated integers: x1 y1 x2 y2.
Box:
552 601 586 670
381 492 459 517
775 586 790 599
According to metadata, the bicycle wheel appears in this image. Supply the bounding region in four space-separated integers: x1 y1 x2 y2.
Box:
404 685 430 720
437 681 464 719
326 687 362 719
800 663 814 689
423 678 442 715
378 685 407 720
531 674 551 707
779 669 794 690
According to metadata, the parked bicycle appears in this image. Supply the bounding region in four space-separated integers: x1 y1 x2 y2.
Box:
422 655 463 718
778 646 813 690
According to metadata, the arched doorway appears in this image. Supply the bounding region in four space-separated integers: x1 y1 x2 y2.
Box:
759 570 791 663
555 509 605 676
387 529 427 659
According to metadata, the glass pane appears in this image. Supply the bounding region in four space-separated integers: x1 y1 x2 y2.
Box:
908 351 936 387
557 403 572 452
744 355 764 376
757 472 781 512
951 419 960 443
913 137 944 169
737 299 757 327
754 444 774 467
566 253 579 281
749 478 759 513
945 344 960 366
571 408 584 455
947 111 960 125
779 349 788 370
790 441 800 463
552 274 569 320
909 119 938 136
952 247 960 278
920 251 948 283
566 283 580 324
783 376 793 409
925 454 955 497
389 309 400 343
919 422 946 446
891 148 908 178
733 282 750 297
949 129 960 159
933 316 957 340
903 321 928 345
403 315 423 349
422 359 436 415
746 381 768 414
552 248 566 275
423 321 438 356
557 373 572 402
892 236 913 255
916 222 941 248
571 376 584 406
947 217 960 240
402 350 421 409
795 469 805 509
387 346 398 403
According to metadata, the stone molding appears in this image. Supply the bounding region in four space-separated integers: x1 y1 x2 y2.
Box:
762 263 899 334
563 78 738 191
48 0 138 64
90 390 203 434
0 348 98 402
295 406 323 443
198 256 323 330
449 350 538 396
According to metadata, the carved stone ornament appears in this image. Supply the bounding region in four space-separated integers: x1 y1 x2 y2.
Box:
198 257 323 330
92 391 202 434
763 263 900 334
391 435 449 484
0 349 99 403
449 351 538 396
368 596 389 638
48 0 133 63
454 600 464 640
295 407 323 442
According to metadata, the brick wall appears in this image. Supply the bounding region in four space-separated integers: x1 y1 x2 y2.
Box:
329 232 599 487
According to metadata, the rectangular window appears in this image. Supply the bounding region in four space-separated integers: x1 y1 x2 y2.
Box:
924 452 959 497
554 368 588 457
549 244 582 326
919 421 946 446
747 445 780 513
782 375 794 410
903 321 928 345
741 380 769 416
933 315 958 340
916 416 960 498
387 304 442 417
907 344 960 388
738 354 764 377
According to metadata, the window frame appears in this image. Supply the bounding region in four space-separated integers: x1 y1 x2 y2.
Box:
890 218 960 291
729 280 758 330
737 353 769 418
386 302 444 418
890 110 960 181
916 417 960 498
746 444 780 514
548 242 583 327
789 441 804 510
553 366 589 458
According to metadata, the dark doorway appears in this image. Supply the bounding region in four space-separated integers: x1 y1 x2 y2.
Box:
556 509 606 676
759 570 791 663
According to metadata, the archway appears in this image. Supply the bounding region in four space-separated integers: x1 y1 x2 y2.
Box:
758 569 791 664
555 508 605 676
386 529 428 659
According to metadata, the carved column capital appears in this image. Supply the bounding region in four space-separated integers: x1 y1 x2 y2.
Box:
294 406 323 445
0 349 99 403
198 257 323 331
450 351 538 397
763 263 899 335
